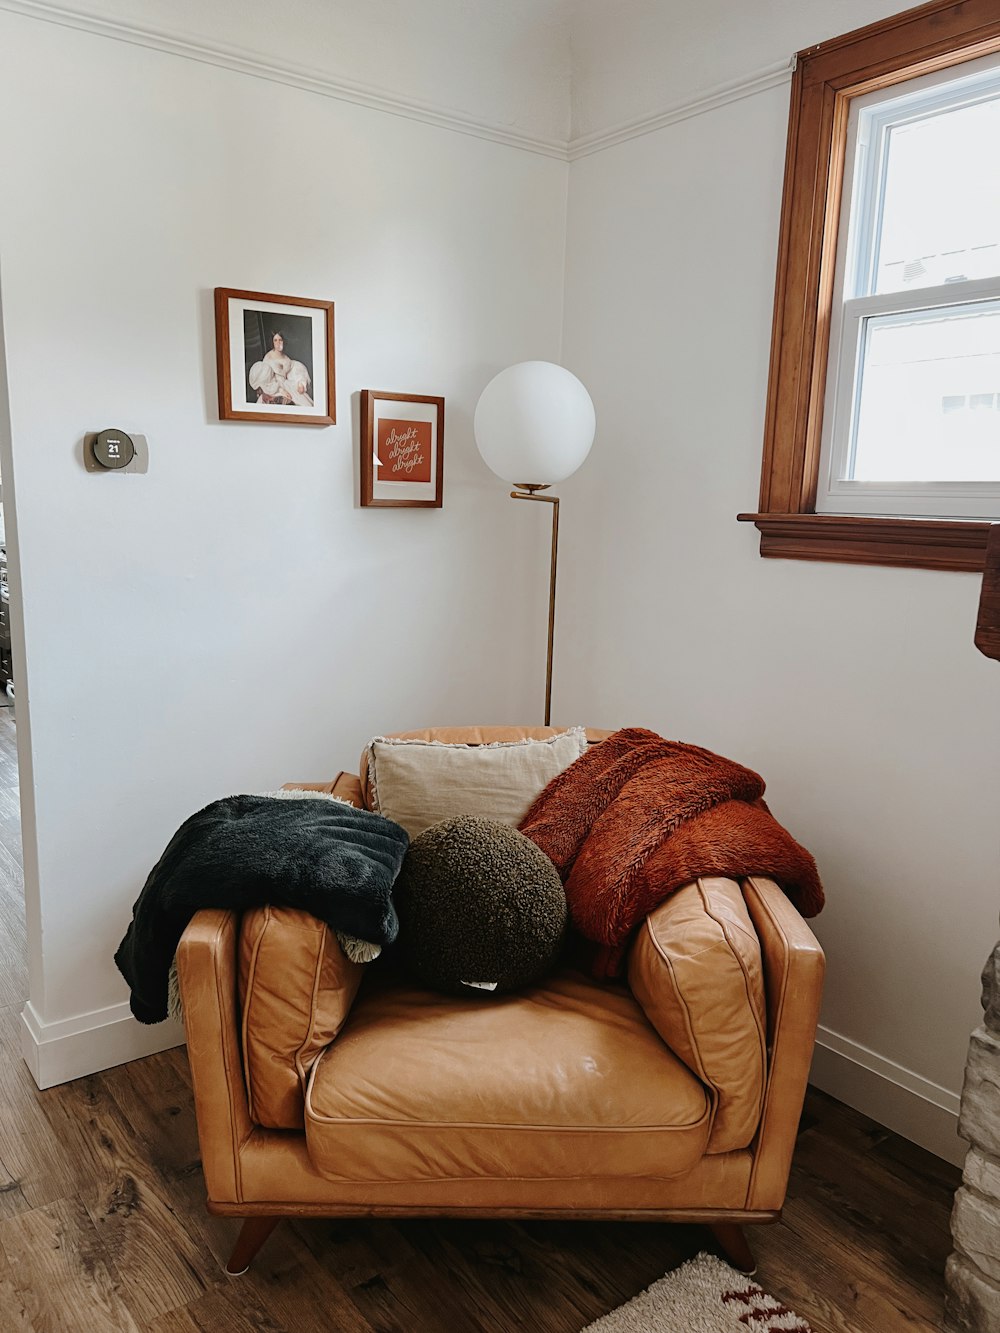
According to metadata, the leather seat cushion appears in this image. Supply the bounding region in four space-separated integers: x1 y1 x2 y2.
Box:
304 970 711 1184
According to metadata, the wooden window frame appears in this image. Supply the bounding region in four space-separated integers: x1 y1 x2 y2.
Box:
738 0 1000 573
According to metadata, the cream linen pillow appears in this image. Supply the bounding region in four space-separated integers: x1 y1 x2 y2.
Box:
366 729 587 840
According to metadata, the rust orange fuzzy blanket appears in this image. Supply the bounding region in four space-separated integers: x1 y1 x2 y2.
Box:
519 727 824 977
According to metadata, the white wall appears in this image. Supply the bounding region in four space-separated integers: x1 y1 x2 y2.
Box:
0 5 568 1083
561 2 1000 1163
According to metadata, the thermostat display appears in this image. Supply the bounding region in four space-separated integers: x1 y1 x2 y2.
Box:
93 428 135 470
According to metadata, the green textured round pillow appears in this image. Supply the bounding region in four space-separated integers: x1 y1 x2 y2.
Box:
395 815 567 995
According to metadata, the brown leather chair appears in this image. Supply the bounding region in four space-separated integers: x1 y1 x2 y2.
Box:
177 726 824 1277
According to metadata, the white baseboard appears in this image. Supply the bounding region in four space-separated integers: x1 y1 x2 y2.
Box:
20 999 184 1089
811 1024 966 1168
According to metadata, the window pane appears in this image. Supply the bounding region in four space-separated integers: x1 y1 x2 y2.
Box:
851 303 1000 481
874 95 1000 295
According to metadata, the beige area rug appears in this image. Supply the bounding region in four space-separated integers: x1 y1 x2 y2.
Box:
581 1253 813 1332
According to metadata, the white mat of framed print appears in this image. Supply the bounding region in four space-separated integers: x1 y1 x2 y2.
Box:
215 288 335 425
361 391 444 508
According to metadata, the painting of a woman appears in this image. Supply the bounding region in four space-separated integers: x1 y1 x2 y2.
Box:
247 332 314 406
215 287 335 425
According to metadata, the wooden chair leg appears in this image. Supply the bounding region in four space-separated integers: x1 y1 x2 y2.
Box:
708 1223 757 1276
225 1217 281 1275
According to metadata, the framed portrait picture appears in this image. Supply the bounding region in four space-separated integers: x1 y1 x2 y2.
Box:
360 390 445 508
214 288 335 425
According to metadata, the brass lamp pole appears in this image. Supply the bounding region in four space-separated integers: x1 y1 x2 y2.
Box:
510 484 559 726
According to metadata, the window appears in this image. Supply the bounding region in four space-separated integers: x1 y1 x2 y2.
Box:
740 0 1000 571
821 56 1000 516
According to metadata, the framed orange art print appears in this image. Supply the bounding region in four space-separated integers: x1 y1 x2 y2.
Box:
360 389 444 508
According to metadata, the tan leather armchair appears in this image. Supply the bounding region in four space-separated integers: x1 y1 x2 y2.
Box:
177 727 824 1277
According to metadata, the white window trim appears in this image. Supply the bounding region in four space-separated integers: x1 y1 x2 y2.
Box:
817 50 1000 520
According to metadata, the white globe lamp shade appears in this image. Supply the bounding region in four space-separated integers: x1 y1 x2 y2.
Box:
474 361 595 486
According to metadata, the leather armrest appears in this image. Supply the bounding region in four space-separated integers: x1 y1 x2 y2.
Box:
741 875 825 1211
176 909 250 1206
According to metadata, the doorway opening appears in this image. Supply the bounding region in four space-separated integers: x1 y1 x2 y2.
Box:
0 279 26 1022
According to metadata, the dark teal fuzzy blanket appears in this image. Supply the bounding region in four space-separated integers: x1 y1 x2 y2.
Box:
114 794 408 1024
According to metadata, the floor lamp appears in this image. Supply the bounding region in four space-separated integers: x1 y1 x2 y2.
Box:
474 361 596 726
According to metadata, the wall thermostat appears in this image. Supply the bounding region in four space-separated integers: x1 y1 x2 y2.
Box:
92 428 136 470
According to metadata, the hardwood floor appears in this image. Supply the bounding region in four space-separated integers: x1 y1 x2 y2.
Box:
0 707 961 1331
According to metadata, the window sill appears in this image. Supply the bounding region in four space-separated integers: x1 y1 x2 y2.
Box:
736 512 992 572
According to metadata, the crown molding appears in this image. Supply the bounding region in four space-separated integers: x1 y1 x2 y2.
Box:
0 0 794 164
0 0 570 160
567 59 795 160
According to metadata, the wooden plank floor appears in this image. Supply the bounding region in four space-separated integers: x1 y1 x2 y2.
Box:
0 708 961 1331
